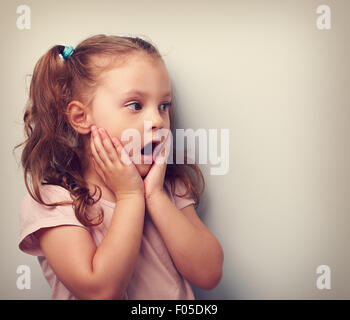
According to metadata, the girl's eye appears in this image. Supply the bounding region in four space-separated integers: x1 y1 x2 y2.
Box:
159 102 172 112
125 102 172 112
125 102 142 111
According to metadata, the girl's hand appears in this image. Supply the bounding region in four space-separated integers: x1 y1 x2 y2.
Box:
144 133 171 201
90 126 144 201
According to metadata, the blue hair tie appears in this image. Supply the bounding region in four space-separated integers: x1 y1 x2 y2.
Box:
61 45 74 60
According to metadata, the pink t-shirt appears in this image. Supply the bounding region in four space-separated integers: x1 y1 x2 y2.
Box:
18 180 196 300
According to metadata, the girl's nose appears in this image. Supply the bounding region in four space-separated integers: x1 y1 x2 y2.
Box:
148 108 164 130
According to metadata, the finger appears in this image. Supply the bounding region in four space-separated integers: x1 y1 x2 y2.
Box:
112 137 134 161
92 157 106 182
154 135 171 164
111 137 123 158
91 127 114 168
112 137 132 166
90 131 107 170
98 128 120 164
154 151 168 165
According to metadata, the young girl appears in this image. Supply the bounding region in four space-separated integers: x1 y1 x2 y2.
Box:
16 34 224 300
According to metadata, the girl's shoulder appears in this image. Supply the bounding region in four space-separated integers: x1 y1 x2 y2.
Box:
164 177 191 196
21 183 72 205
19 184 87 256
20 183 79 223
164 178 195 210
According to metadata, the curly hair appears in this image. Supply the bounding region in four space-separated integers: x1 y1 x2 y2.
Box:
13 34 205 227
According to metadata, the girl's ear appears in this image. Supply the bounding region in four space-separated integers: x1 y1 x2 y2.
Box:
66 100 93 134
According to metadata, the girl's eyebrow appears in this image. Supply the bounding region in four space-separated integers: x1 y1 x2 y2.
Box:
122 89 172 99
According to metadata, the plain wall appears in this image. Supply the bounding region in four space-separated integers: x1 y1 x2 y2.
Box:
1 0 349 299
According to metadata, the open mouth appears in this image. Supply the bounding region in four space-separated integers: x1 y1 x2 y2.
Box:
140 141 160 161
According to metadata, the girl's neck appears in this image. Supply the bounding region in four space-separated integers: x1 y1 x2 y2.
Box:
83 162 117 204
81 143 117 203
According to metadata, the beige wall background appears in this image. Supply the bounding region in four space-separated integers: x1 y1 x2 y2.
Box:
1 0 349 299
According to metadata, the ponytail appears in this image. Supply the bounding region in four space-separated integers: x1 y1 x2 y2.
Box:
15 44 103 226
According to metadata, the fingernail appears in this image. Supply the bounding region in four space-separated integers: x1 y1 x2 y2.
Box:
98 128 105 135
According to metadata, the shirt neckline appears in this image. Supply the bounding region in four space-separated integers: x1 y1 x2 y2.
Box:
96 197 116 208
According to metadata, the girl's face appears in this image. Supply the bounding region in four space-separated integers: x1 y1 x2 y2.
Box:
88 53 172 177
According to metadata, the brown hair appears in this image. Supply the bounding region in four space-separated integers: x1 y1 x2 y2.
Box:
13 34 205 227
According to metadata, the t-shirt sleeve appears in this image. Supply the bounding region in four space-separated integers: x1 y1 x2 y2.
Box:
18 184 89 256
168 179 196 210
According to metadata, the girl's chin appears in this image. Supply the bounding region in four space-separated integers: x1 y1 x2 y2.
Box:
135 163 152 177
